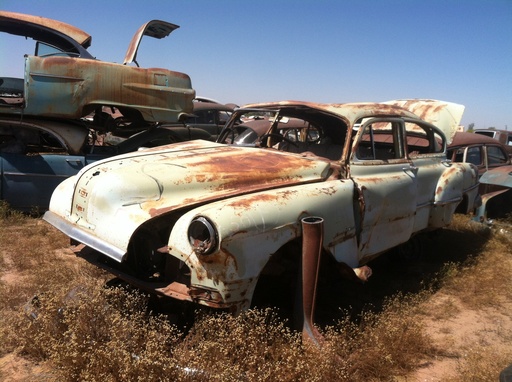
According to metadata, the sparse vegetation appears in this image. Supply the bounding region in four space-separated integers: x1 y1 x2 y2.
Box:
1 208 511 381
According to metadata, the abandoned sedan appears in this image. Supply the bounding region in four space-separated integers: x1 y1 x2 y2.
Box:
0 11 195 130
447 132 512 222
0 117 211 212
44 100 479 337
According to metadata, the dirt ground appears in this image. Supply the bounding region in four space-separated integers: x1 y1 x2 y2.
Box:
407 296 512 381
1 221 511 381
2 291 511 381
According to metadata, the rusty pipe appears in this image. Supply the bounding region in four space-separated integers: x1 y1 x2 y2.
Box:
301 216 325 347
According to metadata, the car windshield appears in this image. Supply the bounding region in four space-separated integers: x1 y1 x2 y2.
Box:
218 109 324 146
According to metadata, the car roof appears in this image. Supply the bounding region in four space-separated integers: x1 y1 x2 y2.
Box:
193 102 235 113
0 10 91 48
0 116 89 154
242 100 419 124
242 99 464 143
449 131 508 148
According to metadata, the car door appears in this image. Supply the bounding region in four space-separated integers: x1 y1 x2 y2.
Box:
0 151 88 212
349 118 417 259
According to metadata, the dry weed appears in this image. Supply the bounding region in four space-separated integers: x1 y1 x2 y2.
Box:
1 208 511 381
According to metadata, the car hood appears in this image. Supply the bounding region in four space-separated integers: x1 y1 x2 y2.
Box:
383 99 465 145
57 140 332 256
479 166 512 188
123 20 179 65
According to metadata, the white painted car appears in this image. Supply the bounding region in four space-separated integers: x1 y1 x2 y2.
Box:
44 99 479 322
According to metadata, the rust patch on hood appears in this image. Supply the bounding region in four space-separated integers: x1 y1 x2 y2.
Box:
71 141 332 220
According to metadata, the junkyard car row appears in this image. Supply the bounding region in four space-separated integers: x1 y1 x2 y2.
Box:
0 11 235 211
1 11 509 339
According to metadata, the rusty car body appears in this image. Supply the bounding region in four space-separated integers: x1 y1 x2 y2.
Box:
44 99 479 322
474 128 512 154
448 131 512 222
0 116 211 212
0 11 201 212
185 100 234 140
0 11 195 130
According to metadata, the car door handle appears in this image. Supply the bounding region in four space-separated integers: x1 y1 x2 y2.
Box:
65 159 83 165
403 165 418 174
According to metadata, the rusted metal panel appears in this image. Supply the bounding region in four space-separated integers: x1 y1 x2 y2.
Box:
0 11 91 48
24 55 194 122
123 20 179 65
480 166 512 188
1 11 195 127
47 141 332 260
43 99 480 318
383 99 464 144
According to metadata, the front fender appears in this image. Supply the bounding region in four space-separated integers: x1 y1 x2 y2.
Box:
167 179 357 307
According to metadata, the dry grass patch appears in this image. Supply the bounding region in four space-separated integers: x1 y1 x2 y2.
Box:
1 208 511 381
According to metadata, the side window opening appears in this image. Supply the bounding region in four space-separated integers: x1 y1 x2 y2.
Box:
355 120 404 161
487 146 508 165
466 146 482 166
404 121 443 156
35 41 79 57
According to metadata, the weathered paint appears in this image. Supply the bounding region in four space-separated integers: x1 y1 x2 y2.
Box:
474 166 512 222
479 166 512 188
45 141 333 261
1 11 195 124
383 99 464 144
124 20 179 65
0 11 92 48
23 55 194 122
43 100 480 314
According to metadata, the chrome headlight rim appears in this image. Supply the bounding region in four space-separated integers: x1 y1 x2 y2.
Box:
188 216 218 256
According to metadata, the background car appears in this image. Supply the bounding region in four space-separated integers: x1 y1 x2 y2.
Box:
447 132 511 176
474 128 512 154
0 116 211 212
0 11 195 132
447 131 512 222
184 100 235 141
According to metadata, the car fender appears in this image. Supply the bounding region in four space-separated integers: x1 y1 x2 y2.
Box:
431 162 479 226
167 179 359 306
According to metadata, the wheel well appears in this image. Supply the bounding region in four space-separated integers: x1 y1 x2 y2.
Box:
455 193 469 214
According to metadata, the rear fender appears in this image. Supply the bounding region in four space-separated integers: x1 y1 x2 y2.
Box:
431 163 478 226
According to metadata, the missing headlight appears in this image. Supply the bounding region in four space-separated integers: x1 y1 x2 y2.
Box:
188 217 217 255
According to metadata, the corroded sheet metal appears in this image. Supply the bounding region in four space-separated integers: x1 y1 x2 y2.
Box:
124 20 179 65
480 166 512 188
0 11 91 47
56 141 332 258
24 55 194 121
383 99 464 144
43 98 481 315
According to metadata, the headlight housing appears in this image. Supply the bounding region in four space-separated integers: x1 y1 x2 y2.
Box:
188 216 217 255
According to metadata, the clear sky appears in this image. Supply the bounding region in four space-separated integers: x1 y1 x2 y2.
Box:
1 0 511 130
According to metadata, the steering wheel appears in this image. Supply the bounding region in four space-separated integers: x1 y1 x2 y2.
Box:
259 133 298 148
